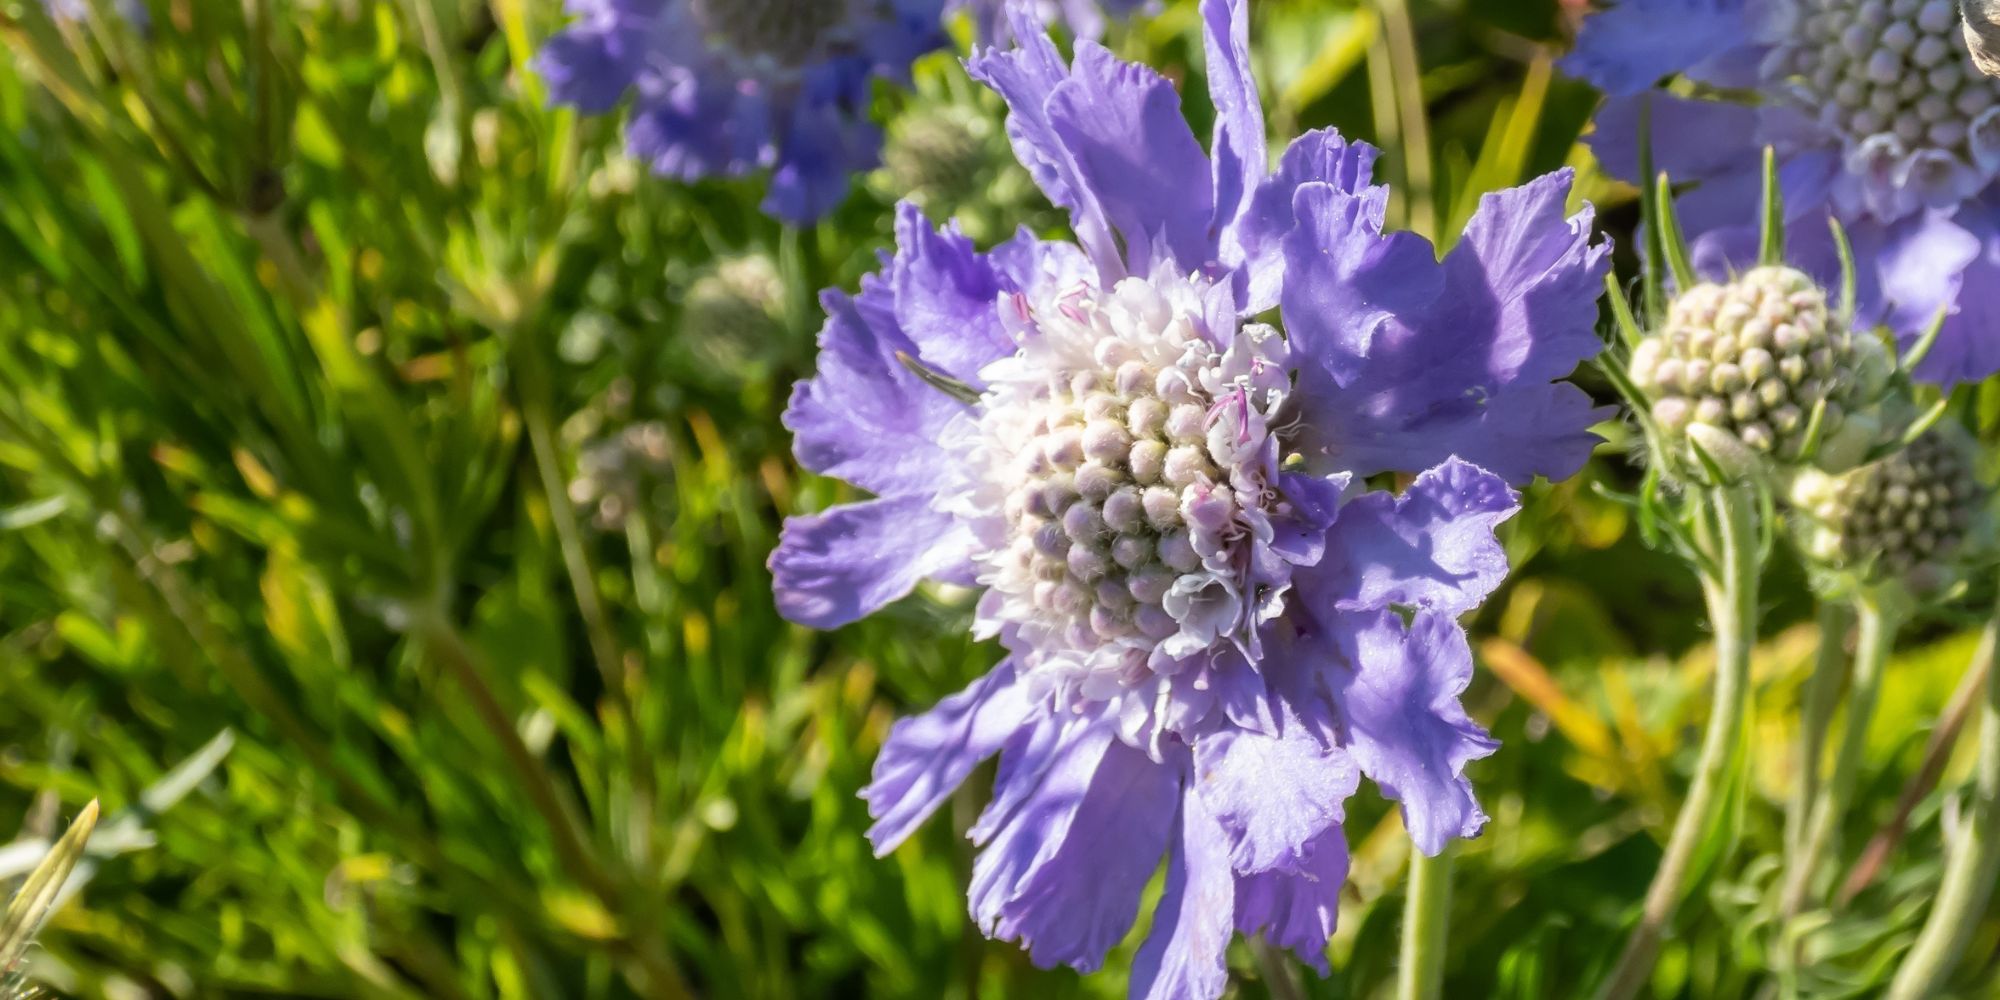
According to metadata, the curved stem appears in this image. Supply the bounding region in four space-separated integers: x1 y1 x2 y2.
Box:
1249 938 1308 1000
1398 845 1454 1000
1788 604 1851 855
1886 600 2000 999
1780 595 1898 917
1595 484 1758 1000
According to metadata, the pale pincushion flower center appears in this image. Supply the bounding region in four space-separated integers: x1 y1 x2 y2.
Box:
970 277 1290 704
1766 0 2000 201
689 0 853 69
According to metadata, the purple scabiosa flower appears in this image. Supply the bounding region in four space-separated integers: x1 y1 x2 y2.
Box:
1564 0 2000 385
773 0 1610 993
957 0 1153 40
44 0 147 24
537 0 950 224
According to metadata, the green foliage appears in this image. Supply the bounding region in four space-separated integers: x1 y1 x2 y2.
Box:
0 2 1993 999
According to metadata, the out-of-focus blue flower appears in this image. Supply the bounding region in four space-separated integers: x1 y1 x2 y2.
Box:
44 0 147 25
1565 0 2000 385
537 0 949 224
770 1 1611 993
957 0 1153 40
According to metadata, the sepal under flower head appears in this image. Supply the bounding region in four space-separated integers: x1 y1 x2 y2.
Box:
1790 425 1992 593
1629 264 1892 477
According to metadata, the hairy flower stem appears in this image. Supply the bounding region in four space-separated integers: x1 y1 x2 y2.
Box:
1788 604 1851 855
1886 597 2000 999
1398 845 1454 1000
1780 595 1899 918
1596 483 1758 1000
1249 939 1307 1000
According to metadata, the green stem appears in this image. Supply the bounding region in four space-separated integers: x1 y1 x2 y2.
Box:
1780 594 1898 917
1249 938 1308 1000
1398 845 1454 1000
1788 603 1851 855
1595 484 1759 1000
1886 600 2000 1000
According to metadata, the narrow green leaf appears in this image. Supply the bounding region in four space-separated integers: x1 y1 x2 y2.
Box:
1759 146 1785 266
1899 305 1951 375
1655 172 1696 294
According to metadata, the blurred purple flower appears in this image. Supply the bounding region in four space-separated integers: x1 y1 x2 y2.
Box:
1565 0 2000 385
772 0 1610 993
44 0 147 25
957 0 1153 40
537 0 949 224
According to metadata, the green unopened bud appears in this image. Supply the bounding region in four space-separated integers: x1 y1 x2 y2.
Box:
1789 426 1991 592
682 254 786 346
882 105 1000 210
1629 265 1892 479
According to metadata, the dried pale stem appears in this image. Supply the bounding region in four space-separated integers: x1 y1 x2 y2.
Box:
1885 597 2000 999
1595 484 1758 1000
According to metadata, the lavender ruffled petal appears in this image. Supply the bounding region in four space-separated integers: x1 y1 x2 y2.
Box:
1307 458 1519 617
1192 708 1358 874
1560 0 1754 96
1282 170 1611 485
863 661 1037 854
1233 826 1348 973
769 496 974 629
1129 789 1235 1000
1326 609 1497 856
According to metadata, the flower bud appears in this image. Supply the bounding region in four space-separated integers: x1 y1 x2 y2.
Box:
1788 426 1991 591
1627 266 1891 479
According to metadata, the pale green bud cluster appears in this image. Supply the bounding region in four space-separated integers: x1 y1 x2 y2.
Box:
681 255 787 348
883 105 1002 211
1790 426 1989 591
1629 265 1891 478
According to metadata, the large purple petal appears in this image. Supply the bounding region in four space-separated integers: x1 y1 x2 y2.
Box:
1305 460 1519 617
1560 0 1755 96
1233 826 1349 974
968 13 1124 274
1585 93 1763 189
886 202 1020 381
1046 43 1216 274
863 662 1037 854
1192 707 1358 874
1235 129 1383 312
1326 610 1497 856
968 711 1116 928
987 740 1182 972
784 280 970 498
1877 210 1992 385
769 496 974 628
1282 170 1611 485
1129 789 1235 1000
1202 0 1266 268
1911 201 2000 385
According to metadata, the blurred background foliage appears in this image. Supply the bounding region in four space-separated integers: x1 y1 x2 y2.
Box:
0 0 1995 997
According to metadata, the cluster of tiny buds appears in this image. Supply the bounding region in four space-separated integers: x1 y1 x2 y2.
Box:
1767 0 2000 207
681 255 787 347
973 277 1290 700
688 0 852 72
1791 428 1990 590
998 354 1243 652
883 105 999 210
569 421 672 531
1629 265 1890 476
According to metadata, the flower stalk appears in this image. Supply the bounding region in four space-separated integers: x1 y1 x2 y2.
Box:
1398 845 1454 1000
1595 483 1758 1000
1885 596 2000 999
1788 604 1850 855
1781 594 1901 917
